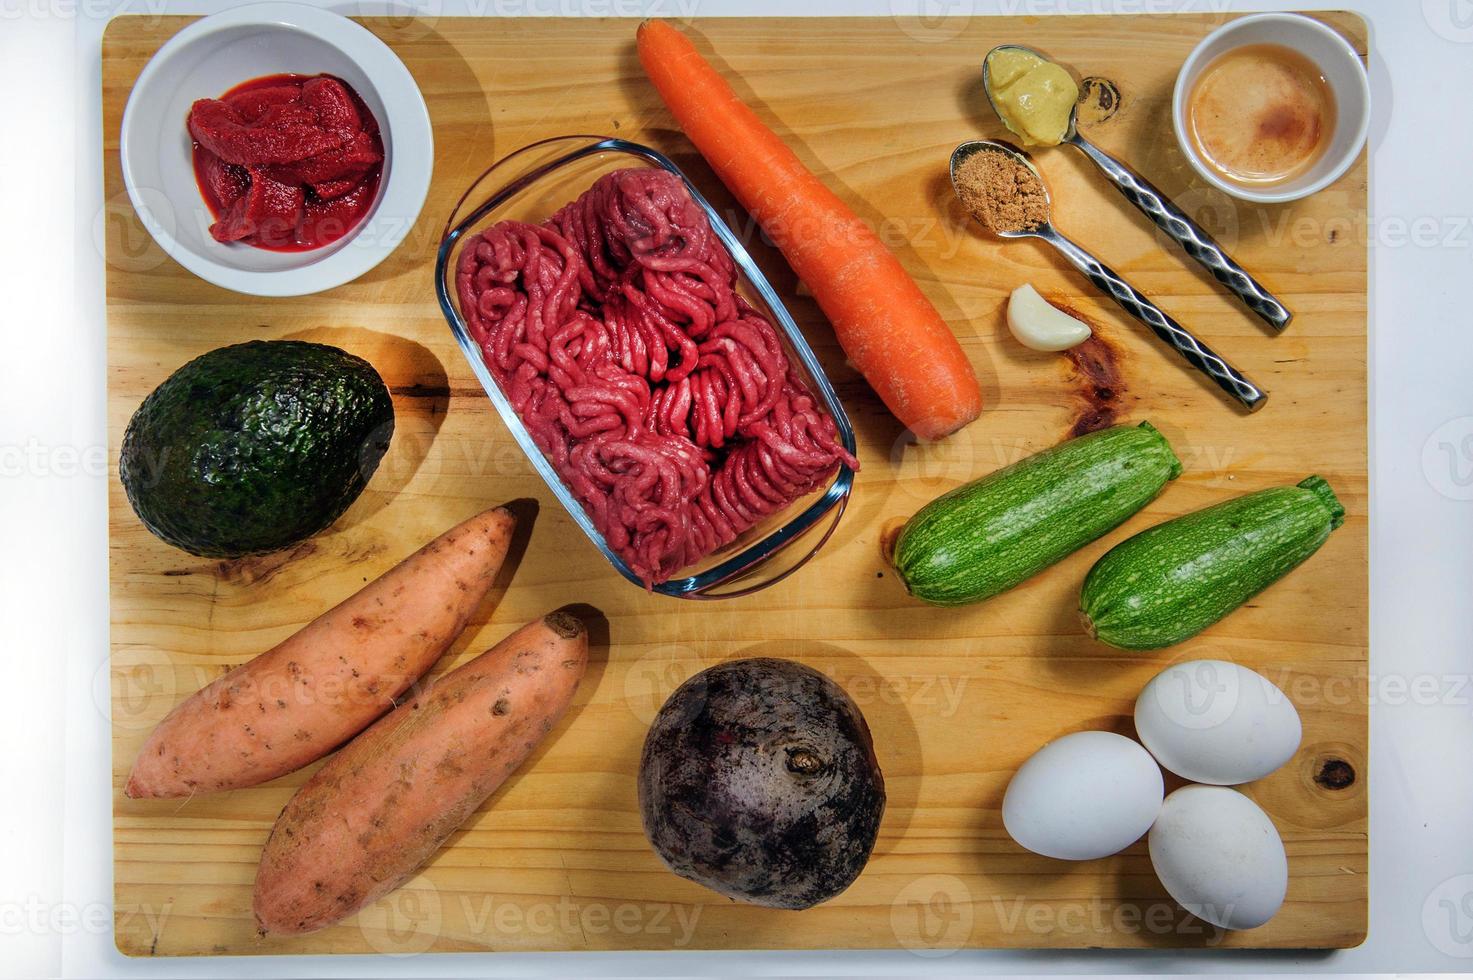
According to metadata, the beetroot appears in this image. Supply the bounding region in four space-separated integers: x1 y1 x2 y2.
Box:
638 657 885 909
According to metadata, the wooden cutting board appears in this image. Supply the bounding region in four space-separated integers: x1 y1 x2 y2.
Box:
104 13 1368 956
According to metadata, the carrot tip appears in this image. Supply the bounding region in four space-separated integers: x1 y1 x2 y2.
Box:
916 417 979 442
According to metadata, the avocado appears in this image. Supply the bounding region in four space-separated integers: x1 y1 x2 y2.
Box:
120 340 394 558
638 657 886 909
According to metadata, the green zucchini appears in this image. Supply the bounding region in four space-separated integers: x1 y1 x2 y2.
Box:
1080 476 1346 650
892 421 1182 606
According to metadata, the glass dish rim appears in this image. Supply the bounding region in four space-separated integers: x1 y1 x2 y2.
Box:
433 135 856 599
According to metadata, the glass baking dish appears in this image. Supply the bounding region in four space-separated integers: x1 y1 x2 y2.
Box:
434 135 856 599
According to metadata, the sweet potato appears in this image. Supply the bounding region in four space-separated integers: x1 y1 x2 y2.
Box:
253 612 589 936
125 507 518 799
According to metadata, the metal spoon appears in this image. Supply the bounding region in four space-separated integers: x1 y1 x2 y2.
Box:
950 139 1266 411
982 44 1292 332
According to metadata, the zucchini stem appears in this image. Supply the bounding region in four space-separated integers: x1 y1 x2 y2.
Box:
1297 475 1346 530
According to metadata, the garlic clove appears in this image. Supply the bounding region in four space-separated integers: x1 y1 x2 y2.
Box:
1007 283 1092 352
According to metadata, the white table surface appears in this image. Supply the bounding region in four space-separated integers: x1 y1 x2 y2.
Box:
2 0 1469 975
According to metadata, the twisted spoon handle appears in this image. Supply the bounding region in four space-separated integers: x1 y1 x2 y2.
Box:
1068 133 1293 332
1042 230 1267 411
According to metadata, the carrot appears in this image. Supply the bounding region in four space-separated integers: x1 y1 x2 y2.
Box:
636 19 982 441
252 612 589 936
124 507 519 799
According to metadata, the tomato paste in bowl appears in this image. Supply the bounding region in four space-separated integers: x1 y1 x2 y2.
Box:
189 73 384 252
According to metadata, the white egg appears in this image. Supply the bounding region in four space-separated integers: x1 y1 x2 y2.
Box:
1149 785 1288 930
1134 659 1302 785
1002 730 1163 861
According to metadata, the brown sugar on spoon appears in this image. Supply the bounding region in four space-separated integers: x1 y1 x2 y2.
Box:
954 149 1049 233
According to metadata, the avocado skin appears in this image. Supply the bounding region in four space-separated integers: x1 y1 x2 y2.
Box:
119 340 394 558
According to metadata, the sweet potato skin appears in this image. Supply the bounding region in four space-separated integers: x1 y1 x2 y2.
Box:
125 507 518 799
252 612 589 937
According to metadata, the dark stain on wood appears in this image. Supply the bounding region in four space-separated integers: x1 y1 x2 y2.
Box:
1077 77 1121 125
1314 757 1356 790
1057 307 1129 437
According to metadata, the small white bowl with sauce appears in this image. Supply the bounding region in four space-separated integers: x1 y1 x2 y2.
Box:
1172 13 1369 205
120 2 433 296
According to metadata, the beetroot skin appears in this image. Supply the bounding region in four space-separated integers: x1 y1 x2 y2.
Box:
637 657 886 910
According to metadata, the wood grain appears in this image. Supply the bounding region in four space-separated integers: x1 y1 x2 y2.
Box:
105 13 1368 955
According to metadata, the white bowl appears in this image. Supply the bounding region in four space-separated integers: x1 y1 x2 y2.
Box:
119 2 433 296
1171 13 1369 205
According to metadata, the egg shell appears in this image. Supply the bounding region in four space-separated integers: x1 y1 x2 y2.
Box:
1148 784 1288 930
1134 659 1302 785
1002 730 1164 861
